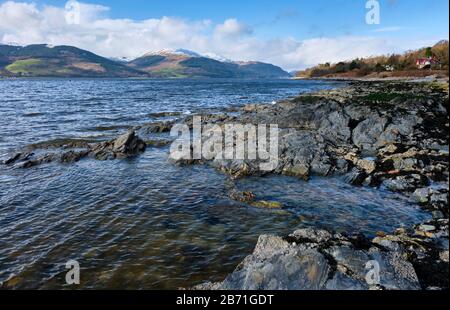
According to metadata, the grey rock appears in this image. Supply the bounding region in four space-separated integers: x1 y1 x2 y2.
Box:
326 245 370 280
194 228 422 290
412 188 431 204
382 174 428 193
325 271 366 290
344 168 367 186
289 228 332 244
417 224 436 232
379 115 421 147
369 248 421 290
432 211 445 219
318 110 351 145
219 235 330 290
91 131 147 160
7 131 147 168
4 153 21 165
112 131 146 155
352 113 388 152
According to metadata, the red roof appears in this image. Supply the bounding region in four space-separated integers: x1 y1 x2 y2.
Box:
416 57 438 65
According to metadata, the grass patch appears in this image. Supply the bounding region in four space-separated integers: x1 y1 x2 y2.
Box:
152 68 188 78
55 68 75 75
5 58 43 74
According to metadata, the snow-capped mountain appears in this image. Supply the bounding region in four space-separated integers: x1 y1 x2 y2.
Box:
141 48 202 58
0 43 290 79
128 48 290 78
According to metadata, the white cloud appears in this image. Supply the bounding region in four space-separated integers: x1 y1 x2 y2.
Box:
214 18 252 38
0 1 439 71
371 26 405 33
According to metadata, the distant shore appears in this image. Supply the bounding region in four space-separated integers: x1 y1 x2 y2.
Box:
293 72 449 84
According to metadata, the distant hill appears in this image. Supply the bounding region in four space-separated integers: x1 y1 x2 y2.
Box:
0 44 146 78
128 49 290 78
295 40 449 79
0 44 290 79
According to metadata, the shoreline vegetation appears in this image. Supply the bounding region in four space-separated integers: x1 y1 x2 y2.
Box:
2 79 448 290
294 40 449 81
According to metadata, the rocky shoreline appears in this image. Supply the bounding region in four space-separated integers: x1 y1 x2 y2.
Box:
2 80 448 290
192 223 448 290
181 80 449 290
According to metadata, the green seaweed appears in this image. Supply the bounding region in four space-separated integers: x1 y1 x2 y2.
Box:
361 92 426 104
292 95 323 104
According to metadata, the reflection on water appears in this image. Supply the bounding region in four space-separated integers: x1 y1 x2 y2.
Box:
0 79 430 289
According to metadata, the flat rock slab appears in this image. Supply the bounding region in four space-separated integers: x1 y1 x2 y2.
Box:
193 227 445 290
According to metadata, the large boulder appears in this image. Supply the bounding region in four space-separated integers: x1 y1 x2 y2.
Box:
194 228 422 290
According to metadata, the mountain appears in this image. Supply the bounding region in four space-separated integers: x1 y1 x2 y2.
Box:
0 44 147 78
434 40 449 48
173 49 202 57
128 50 290 78
201 52 232 62
0 44 290 78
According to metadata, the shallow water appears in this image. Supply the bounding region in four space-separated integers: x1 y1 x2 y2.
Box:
0 79 430 289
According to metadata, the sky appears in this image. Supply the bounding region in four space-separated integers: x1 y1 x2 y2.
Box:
0 0 448 70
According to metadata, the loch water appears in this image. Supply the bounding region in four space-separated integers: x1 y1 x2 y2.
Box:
0 78 430 289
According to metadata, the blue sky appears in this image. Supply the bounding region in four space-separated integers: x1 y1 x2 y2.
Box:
27 0 449 39
0 0 448 70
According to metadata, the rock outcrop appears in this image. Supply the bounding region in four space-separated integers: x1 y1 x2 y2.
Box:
194 223 448 290
171 81 449 217
185 81 449 291
2 131 147 168
91 131 147 160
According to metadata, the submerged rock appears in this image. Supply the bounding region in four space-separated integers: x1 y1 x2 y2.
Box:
250 200 283 209
4 153 22 165
229 190 256 203
228 190 283 209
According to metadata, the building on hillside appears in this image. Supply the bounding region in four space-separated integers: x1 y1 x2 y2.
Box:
416 57 440 69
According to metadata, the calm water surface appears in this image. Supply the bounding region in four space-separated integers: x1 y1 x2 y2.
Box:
0 79 430 289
